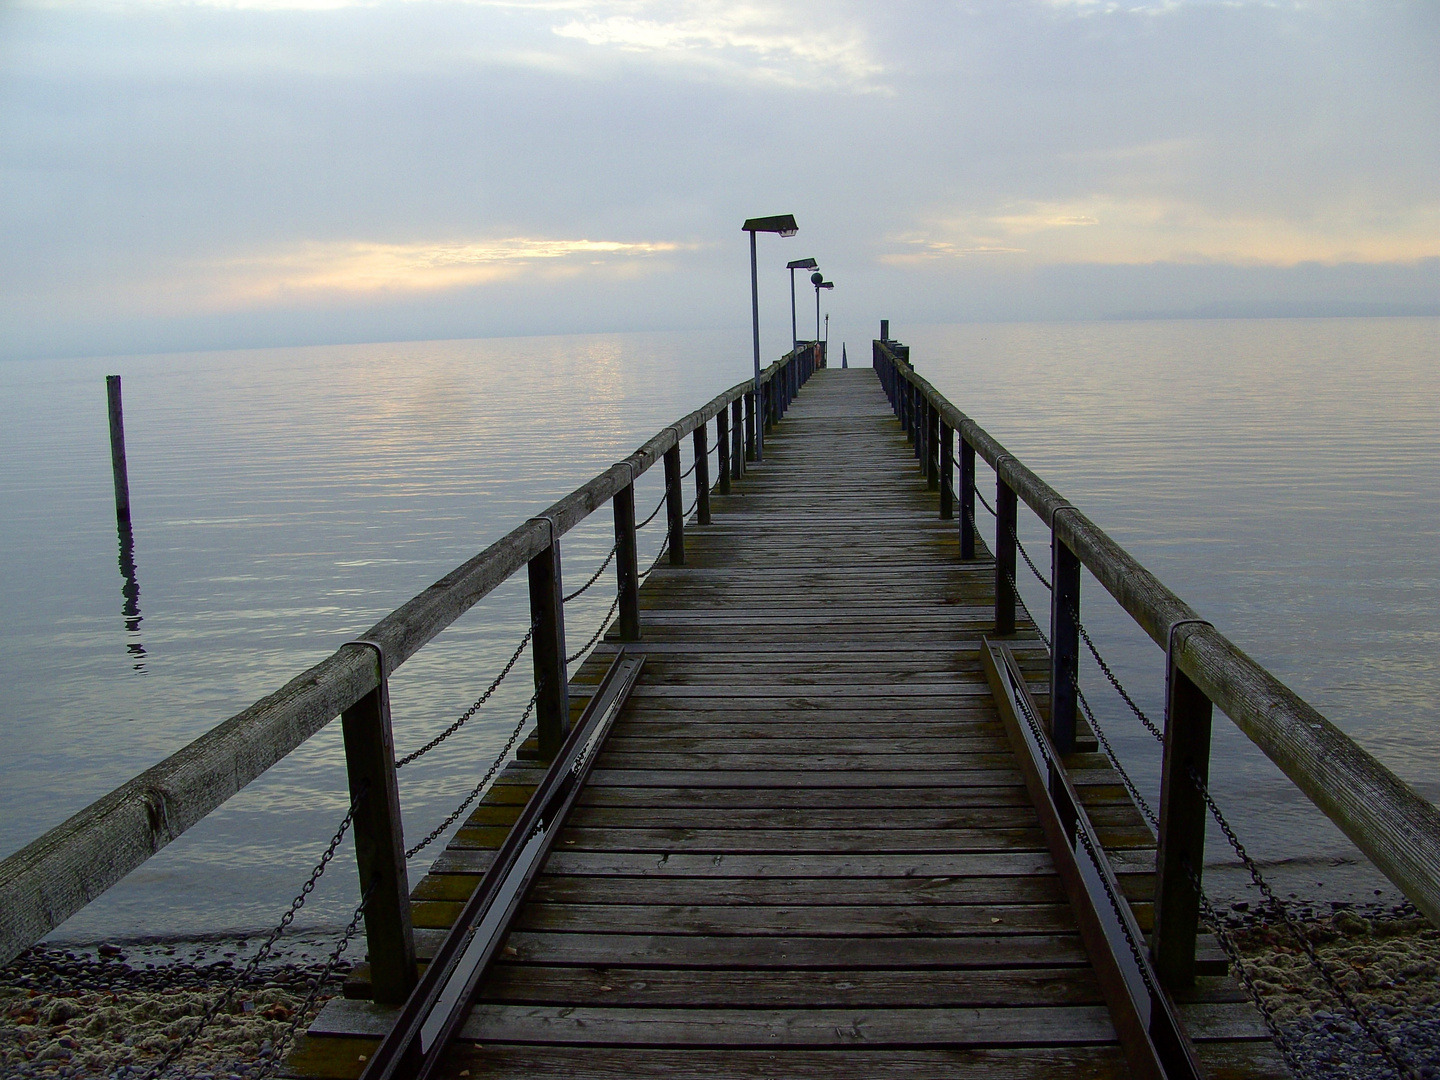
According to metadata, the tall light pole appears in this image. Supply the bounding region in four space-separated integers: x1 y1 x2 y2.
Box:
743 215 798 462
812 273 834 339
786 257 818 357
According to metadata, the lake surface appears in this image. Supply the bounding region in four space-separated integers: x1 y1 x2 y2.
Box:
1 317 1436 943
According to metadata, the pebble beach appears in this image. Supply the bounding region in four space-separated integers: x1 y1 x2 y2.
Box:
4 905 1439 1080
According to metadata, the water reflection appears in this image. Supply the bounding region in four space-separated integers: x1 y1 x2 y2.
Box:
116 519 146 673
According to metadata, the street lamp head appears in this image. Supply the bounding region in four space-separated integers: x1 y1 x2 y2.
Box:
787 257 819 270
818 281 834 291
810 271 824 285
743 214 798 237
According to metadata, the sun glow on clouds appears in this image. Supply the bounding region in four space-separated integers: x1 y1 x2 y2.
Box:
210 236 684 305
886 198 1440 267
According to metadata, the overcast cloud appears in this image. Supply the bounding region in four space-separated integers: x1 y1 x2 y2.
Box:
1 0 1436 360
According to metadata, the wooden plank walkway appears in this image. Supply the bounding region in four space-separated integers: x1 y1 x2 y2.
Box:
292 369 1288 1079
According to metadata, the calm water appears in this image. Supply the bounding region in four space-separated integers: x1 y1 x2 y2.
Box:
1 318 1436 943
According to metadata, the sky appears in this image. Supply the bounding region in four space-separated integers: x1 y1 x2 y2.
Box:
1 0 1437 361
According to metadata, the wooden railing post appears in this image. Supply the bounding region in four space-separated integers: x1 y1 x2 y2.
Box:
939 421 954 520
960 438 976 559
1154 630 1215 988
996 478 1017 635
339 642 416 1005
912 386 922 461
693 423 711 526
612 477 641 641
717 409 731 495
527 527 569 759
664 442 685 565
1049 530 1080 754
732 399 744 477
744 391 756 462
926 402 940 490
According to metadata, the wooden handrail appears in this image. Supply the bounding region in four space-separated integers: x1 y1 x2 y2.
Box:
874 340 1440 927
0 354 802 966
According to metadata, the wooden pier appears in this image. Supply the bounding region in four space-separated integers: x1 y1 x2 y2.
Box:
10 332 1440 1079
292 369 1286 1079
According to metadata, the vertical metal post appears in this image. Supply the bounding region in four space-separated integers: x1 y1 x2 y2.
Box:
106 376 132 525
1154 632 1215 989
939 422 954 520
1049 533 1080 754
527 529 569 759
960 439 977 560
732 399 744 478
693 424 711 526
717 409 731 495
926 402 939 489
340 644 416 1004
744 391 756 462
996 479 1017 636
612 480 640 642
664 443 685 565
749 229 764 462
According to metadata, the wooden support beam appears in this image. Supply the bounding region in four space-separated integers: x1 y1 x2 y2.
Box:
939 422 954 521
996 480 1017 636
1154 657 1214 988
716 409 731 496
664 443 685 566
744 391 756 462
527 532 569 759
339 648 416 1005
731 399 744 478
611 481 640 641
1049 536 1080 754
106 376 132 525
926 403 940 490
693 424 711 526
960 439 976 560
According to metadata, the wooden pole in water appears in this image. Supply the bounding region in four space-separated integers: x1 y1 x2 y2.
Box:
106 376 131 524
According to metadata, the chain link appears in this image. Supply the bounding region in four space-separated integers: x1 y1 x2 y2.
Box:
1185 860 1312 1078
405 695 537 859
1007 660 1160 1002
256 877 375 1077
394 627 533 769
1188 764 1420 1079
637 488 668 531
142 789 366 1079
567 594 621 664
562 543 618 604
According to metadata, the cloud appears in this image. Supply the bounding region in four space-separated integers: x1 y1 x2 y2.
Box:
550 2 883 88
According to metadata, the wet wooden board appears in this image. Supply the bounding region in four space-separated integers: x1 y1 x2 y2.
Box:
292 368 1288 1079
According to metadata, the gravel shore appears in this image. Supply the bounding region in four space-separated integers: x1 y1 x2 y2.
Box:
0 936 351 1080
3 907 1438 1080
1222 901 1440 1080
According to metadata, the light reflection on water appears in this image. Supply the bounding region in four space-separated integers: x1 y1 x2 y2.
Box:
1 318 1436 942
0 331 742 940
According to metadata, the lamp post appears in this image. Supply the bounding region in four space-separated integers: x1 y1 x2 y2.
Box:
811 273 834 339
743 215 798 462
786 257 818 357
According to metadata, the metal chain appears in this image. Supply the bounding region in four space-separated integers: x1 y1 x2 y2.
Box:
1190 763 1420 1080
256 877 376 1077
405 695 536 859
637 488 668 531
568 593 621 664
965 465 1412 1075
394 627 533 769
1185 859 1312 1078
1008 662 1160 1001
562 544 617 604
681 458 697 479
142 789 365 1079
1077 618 1165 742
1077 685 1159 833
